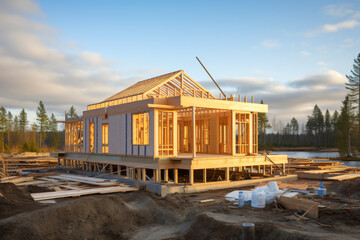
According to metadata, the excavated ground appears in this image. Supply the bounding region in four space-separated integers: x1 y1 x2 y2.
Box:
0 179 360 240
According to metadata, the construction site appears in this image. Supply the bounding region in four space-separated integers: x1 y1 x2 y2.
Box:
1 70 360 239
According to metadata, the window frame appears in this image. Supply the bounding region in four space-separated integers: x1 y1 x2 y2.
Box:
133 112 150 145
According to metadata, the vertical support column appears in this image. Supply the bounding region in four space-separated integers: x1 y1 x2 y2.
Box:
164 169 168 182
158 169 162 182
270 165 273 175
189 169 194 185
250 166 253 172
154 169 159 182
136 169 141 180
232 110 236 155
132 168 136 179
203 169 207 183
249 113 253 154
225 167 229 181
283 163 286 174
57 158 60 166
257 165 260 173
174 168 178 184
118 165 121 176
192 106 196 158
142 168 146 181
154 109 159 156
263 165 266 174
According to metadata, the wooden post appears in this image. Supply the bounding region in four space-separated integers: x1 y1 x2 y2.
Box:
118 165 121 176
189 169 194 185
244 96 247 103
225 167 229 181
153 169 157 182
263 165 266 174
257 165 261 173
250 166 253 172
283 163 286 174
164 169 168 182
158 169 162 182
192 106 196 158
137 168 141 180
270 165 273 175
203 169 207 183
251 96 254 103
174 168 178 183
238 95 241 102
142 168 146 181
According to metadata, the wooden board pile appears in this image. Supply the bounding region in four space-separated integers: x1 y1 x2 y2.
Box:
0 173 137 201
288 158 360 181
297 169 360 181
0 153 58 176
287 158 344 171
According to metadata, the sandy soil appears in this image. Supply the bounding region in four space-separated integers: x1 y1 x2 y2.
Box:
0 179 360 240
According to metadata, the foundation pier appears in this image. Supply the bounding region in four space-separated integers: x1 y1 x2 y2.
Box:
174 169 178 184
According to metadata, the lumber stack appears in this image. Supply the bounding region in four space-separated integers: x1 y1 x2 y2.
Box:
287 158 343 173
1 157 58 176
1 173 137 201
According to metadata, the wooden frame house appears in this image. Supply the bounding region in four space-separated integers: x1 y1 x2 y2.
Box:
58 70 287 185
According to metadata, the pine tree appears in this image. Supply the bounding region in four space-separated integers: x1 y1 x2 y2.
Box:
0 107 7 153
337 96 354 157
258 111 271 148
13 115 19 149
36 101 49 151
48 114 60 149
68 106 78 119
19 108 28 144
290 117 299 135
345 53 360 152
31 123 38 147
324 110 331 147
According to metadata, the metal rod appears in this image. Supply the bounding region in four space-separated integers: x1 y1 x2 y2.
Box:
196 56 226 98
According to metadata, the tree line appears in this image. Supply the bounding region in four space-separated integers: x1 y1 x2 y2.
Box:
258 53 360 157
0 101 66 153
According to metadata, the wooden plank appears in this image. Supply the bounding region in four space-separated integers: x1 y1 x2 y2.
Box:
48 175 118 186
325 173 360 181
31 186 137 201
278 196 318 219
16 180 48 186
0 176 33 184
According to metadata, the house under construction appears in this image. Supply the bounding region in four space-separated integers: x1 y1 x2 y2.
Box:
54 70 287 187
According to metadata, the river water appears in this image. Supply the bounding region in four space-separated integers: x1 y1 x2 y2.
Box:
270 151 360 167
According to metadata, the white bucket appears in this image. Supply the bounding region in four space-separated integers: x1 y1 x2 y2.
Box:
251 189 266 208
269 181 279 193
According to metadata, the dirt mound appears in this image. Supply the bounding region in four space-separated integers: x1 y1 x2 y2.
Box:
327 178 360 196
0 183 42 219
319 208 360 226
0 190 186 240
21 185 55 194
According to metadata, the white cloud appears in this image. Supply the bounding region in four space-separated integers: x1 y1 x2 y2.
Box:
300 51 311 56
200 70 347 123
0 0 147 120
261 39 280 48
317 61 326 66
322 20 359 32
322 4 354 17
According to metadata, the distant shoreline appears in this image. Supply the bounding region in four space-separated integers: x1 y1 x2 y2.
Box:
264 147 339 152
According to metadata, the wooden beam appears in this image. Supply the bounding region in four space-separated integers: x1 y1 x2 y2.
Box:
192 106 196 158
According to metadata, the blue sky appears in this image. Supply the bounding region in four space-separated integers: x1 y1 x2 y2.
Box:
1 0 360 131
